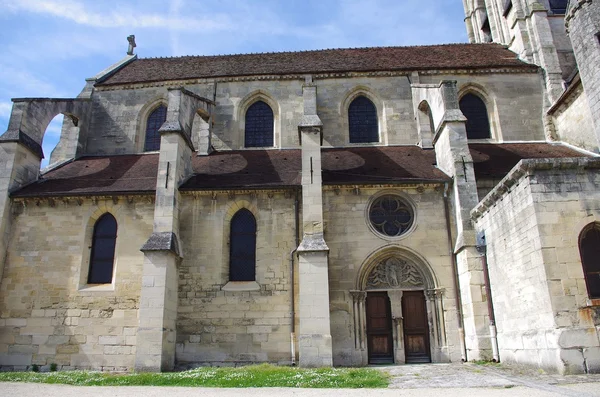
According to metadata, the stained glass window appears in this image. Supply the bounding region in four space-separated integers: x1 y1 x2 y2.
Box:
349 96 379 143
230 209 257 281
88 213 117 284
144 105 167 152
245 101 274 147
369 195 413 237
459 94 491 139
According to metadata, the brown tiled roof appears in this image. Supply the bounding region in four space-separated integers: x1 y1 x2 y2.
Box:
321 146 447 185
13 143 590 198
12 146 447 197
184 150 301 189
97 44 537 86
13 155 159 197
180 146 448 190
470 142 591 179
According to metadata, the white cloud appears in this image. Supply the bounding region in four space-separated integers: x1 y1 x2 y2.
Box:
2 0 233 31
0 64 66 98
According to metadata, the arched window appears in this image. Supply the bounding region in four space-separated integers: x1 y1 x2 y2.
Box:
144 105 167 152
88 213 117 284
348 96 379 143
245 101 274 147
459 93 491 139
229 209 257 281
579 223 600 299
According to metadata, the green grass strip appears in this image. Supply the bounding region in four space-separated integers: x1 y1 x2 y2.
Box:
0 364 389 388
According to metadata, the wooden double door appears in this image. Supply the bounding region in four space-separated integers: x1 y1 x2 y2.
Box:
366 291 431 364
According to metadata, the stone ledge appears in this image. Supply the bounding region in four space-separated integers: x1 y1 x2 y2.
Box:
297 233 329 252
0 129 43 158
222 281 261 292
471 157 600 221
141 232 181 257
77 284 115 294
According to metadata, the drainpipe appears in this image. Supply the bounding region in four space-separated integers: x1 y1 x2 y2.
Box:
476 231 500 362
289 188 300 366
443 182 468 362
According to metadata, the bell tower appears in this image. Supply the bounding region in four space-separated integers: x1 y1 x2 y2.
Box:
462 0 573 105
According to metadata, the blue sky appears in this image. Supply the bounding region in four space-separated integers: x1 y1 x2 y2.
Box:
0 0 467 167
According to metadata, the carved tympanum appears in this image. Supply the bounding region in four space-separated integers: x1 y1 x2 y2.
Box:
366 258 424 289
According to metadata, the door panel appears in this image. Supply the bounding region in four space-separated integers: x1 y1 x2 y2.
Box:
366 292 394 364
402 290 431 363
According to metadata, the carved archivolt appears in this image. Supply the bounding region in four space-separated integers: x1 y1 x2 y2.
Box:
366 258 424 289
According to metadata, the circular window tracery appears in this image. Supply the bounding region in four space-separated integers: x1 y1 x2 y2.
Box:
368 195 414 237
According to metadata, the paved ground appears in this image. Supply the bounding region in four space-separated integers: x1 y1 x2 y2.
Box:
385 363 600 395
3 363 600 397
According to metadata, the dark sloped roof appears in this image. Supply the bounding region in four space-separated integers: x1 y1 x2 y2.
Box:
470 142 590 179
12 146 447 197
13 143 591 198
98 44 537 86
13 155 159 197
321 146 446 184
181 146 448 190
184 150 301 189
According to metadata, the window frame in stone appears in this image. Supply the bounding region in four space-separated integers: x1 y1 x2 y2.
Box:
459 93 491 139
548 0 567 14
229 208 257 282
244 100 274 148
579 223 600 299
348 95 379 143
144 105 167 152
368 195 414 238
87 213 118 284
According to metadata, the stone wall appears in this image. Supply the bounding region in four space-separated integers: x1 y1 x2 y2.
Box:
176 191 296 366
323 185 462 366
551 81 597 152
84 71 545 159
473 159 600 373
566 0 600 146
316 76 416 147
0 197 154 371
419 73 545 142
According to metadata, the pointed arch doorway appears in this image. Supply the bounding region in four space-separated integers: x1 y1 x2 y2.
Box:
352 249 447 365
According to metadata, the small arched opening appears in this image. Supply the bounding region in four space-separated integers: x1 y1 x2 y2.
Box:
40 114 65 169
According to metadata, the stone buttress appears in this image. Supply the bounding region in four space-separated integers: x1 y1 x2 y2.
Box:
296 77 334 367
136 88 213 371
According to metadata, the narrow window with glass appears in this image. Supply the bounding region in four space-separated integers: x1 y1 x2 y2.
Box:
459 93 491 139
229 209 257 281
88 213 117 284
245 101 274 147
349 96 379 143
144 105 167 152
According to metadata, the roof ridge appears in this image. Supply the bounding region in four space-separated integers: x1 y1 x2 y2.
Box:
137 42 502 61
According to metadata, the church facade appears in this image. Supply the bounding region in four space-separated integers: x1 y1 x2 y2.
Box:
0 0 599 373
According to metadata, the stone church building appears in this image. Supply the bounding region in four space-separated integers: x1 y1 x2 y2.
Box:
0 0 599 374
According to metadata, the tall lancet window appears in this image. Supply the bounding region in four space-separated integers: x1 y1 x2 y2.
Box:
144 105 167 152
348 96 379 143
459 94 491 139
88 213 118 284
229 209 257 281
244 101 274 147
